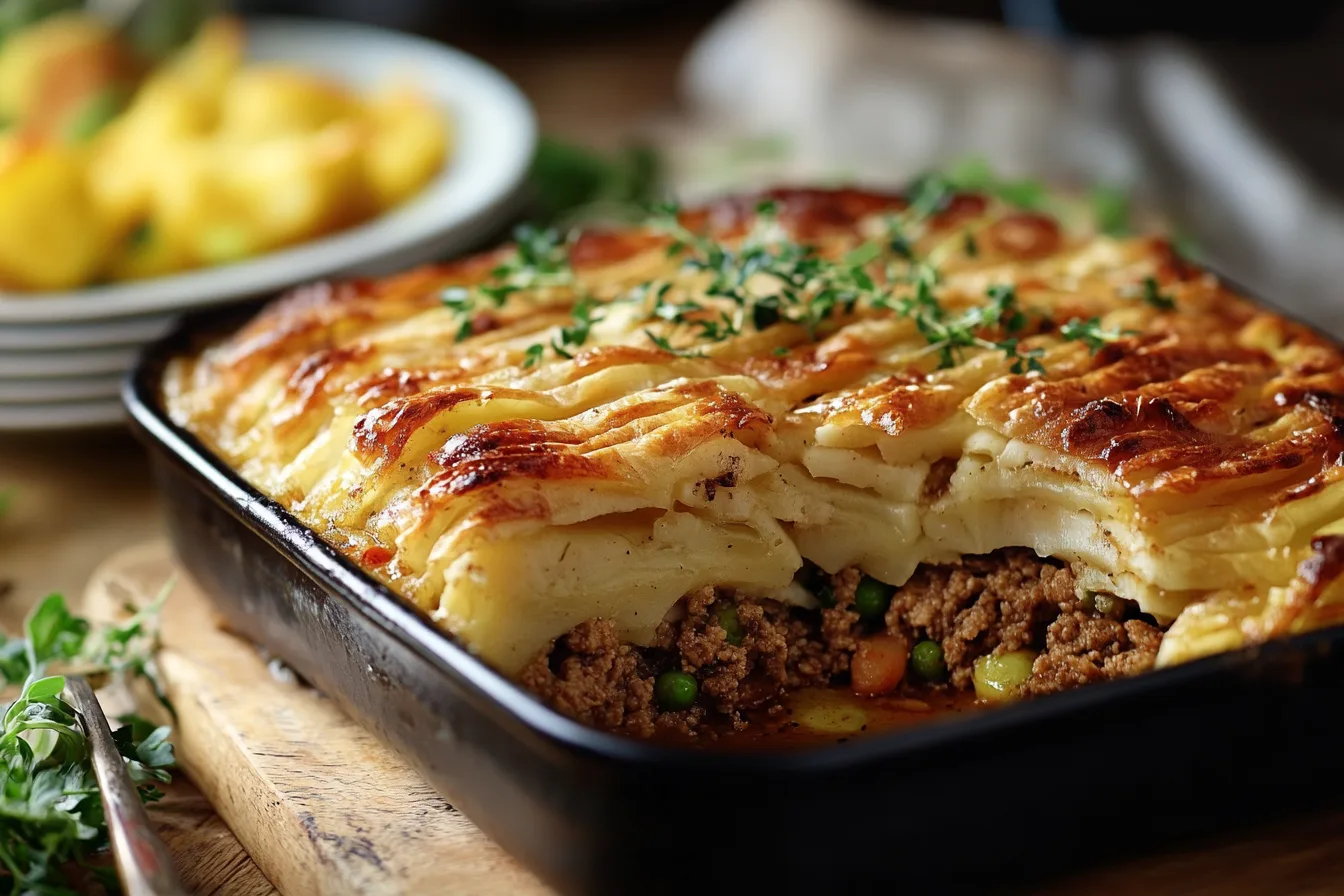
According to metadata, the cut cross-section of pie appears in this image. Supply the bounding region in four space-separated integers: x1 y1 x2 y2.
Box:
164 186 1344 737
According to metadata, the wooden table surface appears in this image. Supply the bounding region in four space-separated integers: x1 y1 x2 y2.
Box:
4 12 1344 894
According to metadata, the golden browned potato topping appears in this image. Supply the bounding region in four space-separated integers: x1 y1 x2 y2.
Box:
164 186 1344 675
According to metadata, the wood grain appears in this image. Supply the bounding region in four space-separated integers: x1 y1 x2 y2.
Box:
85 541 547 896
83 541 1344 896
150 780 277 896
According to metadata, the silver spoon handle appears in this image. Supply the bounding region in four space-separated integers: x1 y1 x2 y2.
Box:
65 677 188 896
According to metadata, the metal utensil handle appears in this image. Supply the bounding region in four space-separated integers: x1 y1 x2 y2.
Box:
64 677 188 896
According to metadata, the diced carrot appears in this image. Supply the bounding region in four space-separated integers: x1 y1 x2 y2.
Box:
361 546 395 567
851 633 909 696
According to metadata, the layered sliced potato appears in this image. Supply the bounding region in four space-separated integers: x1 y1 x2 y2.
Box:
164 187 1344 686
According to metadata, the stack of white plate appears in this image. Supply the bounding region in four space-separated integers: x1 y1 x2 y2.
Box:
0 18 535 432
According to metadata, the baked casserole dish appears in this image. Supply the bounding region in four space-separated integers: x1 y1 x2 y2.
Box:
161 184 1344 740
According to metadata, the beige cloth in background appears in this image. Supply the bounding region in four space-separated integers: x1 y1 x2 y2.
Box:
660 0 1344 335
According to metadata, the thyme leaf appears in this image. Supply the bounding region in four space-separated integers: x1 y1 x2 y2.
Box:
1060 317 1132 353
1140 276 1176 310
459 167 1151 377
442 223 580 345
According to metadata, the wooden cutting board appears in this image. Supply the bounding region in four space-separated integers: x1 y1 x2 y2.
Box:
84 542 1344 896
84 541 549 896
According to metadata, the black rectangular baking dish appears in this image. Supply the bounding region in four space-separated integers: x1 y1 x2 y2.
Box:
126 307 1344 895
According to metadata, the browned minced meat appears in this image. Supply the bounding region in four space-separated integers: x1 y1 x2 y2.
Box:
520 549 1163 735
518 618 665 737
519 586 862 737
1023 610 1165 696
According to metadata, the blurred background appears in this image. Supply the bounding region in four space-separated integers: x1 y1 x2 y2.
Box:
234 0 1344 329
4 0 1344 375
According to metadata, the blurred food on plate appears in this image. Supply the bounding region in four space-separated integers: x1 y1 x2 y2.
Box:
0 12 451 292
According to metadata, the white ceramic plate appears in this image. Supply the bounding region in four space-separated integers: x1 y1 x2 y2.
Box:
0 17 535 325
0 317 176 351
0 346 139 378
0 400 124 431
0 375 121 403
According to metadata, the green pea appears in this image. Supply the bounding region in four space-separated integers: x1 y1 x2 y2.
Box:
716 603 744 646
852 575 895 620
1093 593 1125 619
654 671 698 711
1079 590 1097 612
910 640 946 681
972 650 1037 703
813 580 836 608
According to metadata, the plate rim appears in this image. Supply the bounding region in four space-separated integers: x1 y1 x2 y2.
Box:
0 375 122 402
0 398 124 431
0 346 139 378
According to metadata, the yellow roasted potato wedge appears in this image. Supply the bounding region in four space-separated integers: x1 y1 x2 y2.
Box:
144 16 243 107
85 78 213 237
0 14 451 290
218 66 363 139
104 222 190 281
361 83 450 208
0 144 108 290
0 13 117 121
150 121 376 265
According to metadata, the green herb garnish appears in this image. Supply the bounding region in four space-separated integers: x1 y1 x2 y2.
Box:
939 157 1047 210
549 296 601 359
1090 185 1132 237
442 223 581 348
899 283 1043 374
0 591 173 893
1059 317 1131 353
451 165 1154 377
1139 276 1175 310
522 344 545 368
528 137 663 228
640 198 889 354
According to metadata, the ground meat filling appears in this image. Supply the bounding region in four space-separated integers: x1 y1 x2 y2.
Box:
520 549 1164 735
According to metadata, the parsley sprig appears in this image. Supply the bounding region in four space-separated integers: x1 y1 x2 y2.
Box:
0 592 173 894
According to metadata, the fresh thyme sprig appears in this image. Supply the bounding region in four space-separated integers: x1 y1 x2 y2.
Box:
897 284 1044 374
441 224 582 343
448 170 1142 374
1138 275 1175 310
1060 317 1132 353
642 198 882 355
